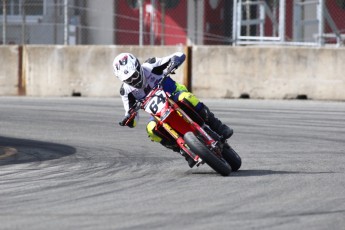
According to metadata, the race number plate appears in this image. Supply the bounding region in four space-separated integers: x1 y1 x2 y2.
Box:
144 89 167 115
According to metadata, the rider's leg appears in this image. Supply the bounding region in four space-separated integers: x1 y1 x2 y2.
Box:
146 119 196 168
198 104 233 139
146 119 179 152
173 88 233 139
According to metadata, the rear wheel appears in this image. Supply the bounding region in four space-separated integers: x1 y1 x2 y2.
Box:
184 132 231 176
222 143 241 171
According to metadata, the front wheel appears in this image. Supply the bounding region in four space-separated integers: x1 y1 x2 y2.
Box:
222 143 241 171
184 132 231 176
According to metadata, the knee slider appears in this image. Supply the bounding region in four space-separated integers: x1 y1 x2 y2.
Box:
177 92 200 107
146 120 162 142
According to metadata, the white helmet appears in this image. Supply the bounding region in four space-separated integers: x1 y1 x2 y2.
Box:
113 53 145 89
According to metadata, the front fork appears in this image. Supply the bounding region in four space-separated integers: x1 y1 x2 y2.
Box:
156 118 201 162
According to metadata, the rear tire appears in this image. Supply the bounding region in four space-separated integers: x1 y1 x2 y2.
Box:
222 143 241 171
184 132 231 176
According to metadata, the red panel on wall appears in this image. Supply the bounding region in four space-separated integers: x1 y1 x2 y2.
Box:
115 0 187 45
203 0 225 44
115 1 140 45
157 0 187 45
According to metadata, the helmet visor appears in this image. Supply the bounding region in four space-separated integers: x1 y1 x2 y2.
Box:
124 71 141 88
124 63 143 88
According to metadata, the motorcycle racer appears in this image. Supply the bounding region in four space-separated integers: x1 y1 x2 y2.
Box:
113 52 233 167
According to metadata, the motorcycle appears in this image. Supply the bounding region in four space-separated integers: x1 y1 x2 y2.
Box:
120 69 241 176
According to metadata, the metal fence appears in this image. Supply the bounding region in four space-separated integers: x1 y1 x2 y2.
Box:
1 0 344 46
234 0 345 47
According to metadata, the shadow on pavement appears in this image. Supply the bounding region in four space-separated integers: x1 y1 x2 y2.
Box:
187 169 334 177
231 169 335 176
0 136 76 165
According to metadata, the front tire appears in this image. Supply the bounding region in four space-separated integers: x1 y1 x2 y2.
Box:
184 132 231 176
222 143 241 171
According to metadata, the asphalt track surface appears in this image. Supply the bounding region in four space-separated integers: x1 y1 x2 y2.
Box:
1 97 345 230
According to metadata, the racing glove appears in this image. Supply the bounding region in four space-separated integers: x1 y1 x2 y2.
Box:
167 55 185 74
119 112 137 128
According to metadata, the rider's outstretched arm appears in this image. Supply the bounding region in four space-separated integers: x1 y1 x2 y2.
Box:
143 52 186 75
119 85 139 128
165 52 186 74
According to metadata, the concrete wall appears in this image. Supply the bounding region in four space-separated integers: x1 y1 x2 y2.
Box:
0 46 19 96
1 45 345 100
192 46 345 100
22 45 185 97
